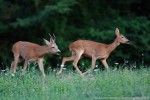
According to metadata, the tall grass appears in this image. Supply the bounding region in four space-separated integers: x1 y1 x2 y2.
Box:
0 67 150 100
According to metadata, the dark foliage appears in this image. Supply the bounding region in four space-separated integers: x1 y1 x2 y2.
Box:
0 0 150 70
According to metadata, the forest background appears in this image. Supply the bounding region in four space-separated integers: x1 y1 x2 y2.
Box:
0 0 150 70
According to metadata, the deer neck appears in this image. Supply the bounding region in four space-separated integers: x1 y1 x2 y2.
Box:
36 46 50 57
107 38 120 53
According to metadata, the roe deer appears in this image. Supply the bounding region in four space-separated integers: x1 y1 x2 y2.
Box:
58 28 130 77
11 34 60 78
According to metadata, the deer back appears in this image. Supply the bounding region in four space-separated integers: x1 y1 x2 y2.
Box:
12 38 60 60
70 40 108 57
12 41 42 60
69 28 129 59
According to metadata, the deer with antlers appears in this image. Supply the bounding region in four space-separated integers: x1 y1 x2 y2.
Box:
11 34 60 78
58 28 130 77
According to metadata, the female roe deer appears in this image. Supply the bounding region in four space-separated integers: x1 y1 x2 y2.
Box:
11 34 60 78
58 28 130 77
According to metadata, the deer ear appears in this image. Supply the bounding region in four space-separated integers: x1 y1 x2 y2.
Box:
43 38 50 45
115 28 120 36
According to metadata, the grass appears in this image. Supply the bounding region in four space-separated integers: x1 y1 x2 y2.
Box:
0 67 150 100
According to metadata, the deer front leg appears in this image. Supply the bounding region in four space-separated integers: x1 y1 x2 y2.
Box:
22 60 29 75
38 59 45 78
91 57 97 71
83 56 97 75
101 59 109 69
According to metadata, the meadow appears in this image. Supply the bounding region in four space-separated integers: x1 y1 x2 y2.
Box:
0 66 150 100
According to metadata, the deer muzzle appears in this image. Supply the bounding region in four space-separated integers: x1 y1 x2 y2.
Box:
126 40 130 44
56 50 61 55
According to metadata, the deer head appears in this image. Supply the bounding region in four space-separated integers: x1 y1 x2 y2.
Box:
115 28 130 44
43 34 61 55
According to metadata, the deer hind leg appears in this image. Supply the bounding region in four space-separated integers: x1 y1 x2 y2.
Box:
72 50 84 77
22 59 29 76
58 52 75 75
11 53 20 75
11 57 23 68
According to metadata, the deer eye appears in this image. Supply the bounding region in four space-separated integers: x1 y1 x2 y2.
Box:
122 37 124 38
52 47 55 48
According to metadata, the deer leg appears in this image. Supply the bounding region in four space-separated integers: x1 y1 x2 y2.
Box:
73 50 84 77
83 56 97 75
58 56 74 75
11 58 23 67
58 51 76 75
11 58 23 69
22 60 28 76
38 59 45 78
11 53 19 75
91 58 97 70
101 59 109 69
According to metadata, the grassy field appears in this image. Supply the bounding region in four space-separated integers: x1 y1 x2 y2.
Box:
0 67 150 100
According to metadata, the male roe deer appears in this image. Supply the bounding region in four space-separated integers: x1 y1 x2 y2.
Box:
58 28 130 77
11 34 60 78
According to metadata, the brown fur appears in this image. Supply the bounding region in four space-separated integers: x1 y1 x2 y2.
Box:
11 38 60 78
58 28 130 77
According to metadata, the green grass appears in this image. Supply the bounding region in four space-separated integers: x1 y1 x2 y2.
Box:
0 68 150 100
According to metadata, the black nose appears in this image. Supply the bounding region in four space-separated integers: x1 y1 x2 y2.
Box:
126 40 131 44
56 51 61 55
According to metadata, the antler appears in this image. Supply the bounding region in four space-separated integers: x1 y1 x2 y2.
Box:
48 33 54 42
53 33 56 41
48 33 56 42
